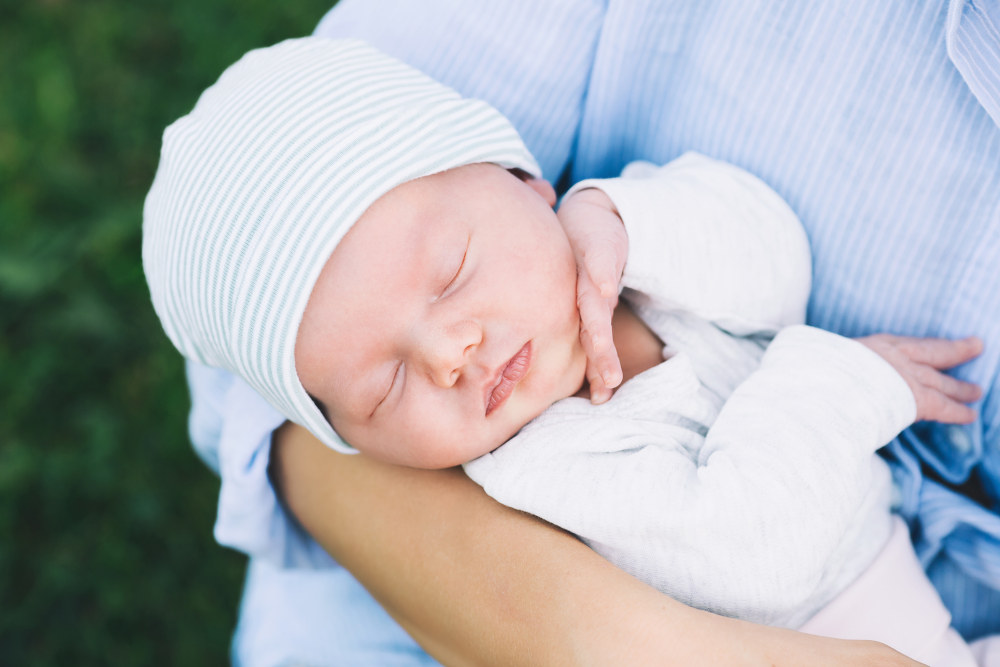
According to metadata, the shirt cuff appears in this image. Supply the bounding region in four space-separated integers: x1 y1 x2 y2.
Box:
212 372 338 569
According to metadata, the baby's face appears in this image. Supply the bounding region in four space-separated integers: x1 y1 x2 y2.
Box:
296 163 587 468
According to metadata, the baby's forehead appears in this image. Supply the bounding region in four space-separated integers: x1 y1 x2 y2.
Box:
301 162 526 366
341 161 513 253
145 37 542 457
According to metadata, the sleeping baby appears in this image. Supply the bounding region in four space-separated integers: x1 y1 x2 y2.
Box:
144 38 990 665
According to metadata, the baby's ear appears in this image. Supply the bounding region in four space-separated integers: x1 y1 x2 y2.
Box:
509 168 557 207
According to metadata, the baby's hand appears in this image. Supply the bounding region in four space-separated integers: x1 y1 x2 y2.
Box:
557 189 628 404
856 334 983 423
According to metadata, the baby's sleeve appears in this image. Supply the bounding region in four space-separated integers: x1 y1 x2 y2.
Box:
464 326 916 626
565 152 812 335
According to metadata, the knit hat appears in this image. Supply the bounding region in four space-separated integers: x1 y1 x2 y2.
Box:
143 37 541 453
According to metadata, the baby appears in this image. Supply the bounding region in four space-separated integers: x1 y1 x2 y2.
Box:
144 38 989 664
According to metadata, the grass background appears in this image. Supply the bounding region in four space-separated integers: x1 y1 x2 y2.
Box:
1 0 336 663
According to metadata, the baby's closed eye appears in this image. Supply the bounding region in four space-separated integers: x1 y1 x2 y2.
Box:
436 234 470 300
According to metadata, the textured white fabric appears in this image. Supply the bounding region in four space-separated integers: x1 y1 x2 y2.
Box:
800 517 979 666
566 155 813 337
463 154 918 628
143 38 539 453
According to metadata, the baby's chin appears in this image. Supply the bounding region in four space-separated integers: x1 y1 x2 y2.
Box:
404 427 517 469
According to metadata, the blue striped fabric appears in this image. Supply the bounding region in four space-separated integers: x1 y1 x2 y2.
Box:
315 0 1000 642
199 1 1000 663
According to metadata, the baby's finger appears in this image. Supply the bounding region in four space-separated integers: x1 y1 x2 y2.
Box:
580 243 622 298
897 336 983 369
578 290 621 384
578 291 613 354
587 365 613 404
917 388 978 424
582 325 622 390
913 364 982 403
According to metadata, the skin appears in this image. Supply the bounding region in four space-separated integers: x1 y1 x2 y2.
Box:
296 160 983 471
285 159 981 664
558 184 985 425
271 421 926 666
296 163 589 468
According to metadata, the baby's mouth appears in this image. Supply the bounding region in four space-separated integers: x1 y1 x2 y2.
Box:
485 342 532 416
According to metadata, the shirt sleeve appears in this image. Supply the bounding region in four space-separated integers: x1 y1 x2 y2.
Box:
313 0 606 182
946 0 1000 129
565 152 813 335
465 326 916 625
186 359 232 475
182 0 607 569
187 359 337 569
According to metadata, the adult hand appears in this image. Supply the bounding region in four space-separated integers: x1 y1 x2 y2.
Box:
557 188 628 403
856 334 983 423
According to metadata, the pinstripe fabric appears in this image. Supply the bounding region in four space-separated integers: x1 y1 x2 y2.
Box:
948 0 1000 123
144 38 539 455
314 0 605 181
318 0 1000 645
166 2 1000 662
566 1 1000 637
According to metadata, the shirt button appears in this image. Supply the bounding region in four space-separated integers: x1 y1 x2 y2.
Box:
948 425 972 454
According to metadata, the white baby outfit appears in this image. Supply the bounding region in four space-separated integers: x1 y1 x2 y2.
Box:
463 153 980 665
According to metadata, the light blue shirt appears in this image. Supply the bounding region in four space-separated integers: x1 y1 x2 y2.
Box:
188 1 1000 663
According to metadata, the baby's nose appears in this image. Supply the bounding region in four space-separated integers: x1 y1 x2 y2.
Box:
421 319 482 388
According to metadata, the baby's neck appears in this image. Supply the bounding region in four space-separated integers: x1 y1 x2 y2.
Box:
611 301 665 386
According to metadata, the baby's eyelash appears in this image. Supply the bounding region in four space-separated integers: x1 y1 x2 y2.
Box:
371 363 402 417
440 236 470 297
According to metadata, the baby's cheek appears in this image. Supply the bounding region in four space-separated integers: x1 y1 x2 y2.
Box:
508 249 540 283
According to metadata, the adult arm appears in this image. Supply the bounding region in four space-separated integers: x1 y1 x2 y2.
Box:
270 420 924 666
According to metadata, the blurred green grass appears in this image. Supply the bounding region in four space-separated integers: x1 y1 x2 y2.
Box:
0 0 335 663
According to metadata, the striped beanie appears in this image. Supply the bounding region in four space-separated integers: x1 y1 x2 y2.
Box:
143 37 540 453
